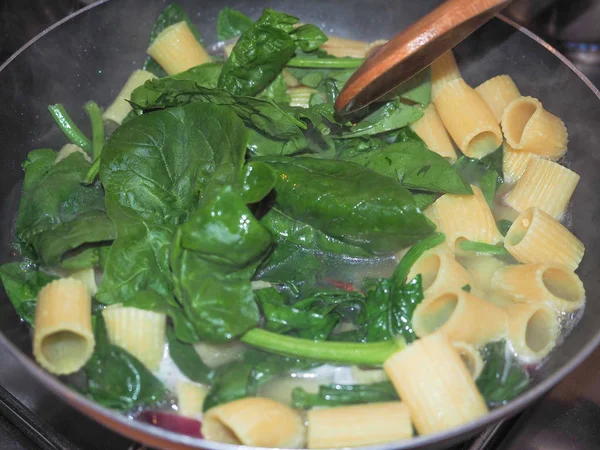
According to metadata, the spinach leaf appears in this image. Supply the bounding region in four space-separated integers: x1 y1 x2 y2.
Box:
98 103 248 304
169 62 223 88
292 381 398 409
498 219 513 237
256 72 290 103
217 7 254 41
84 315 167 410
218 9 298 96
15 150 114 265
393 68 432 106
123 290 199 343
257 157 435 254
412 192 436 210
143 3 203 77
390 275 424 343
455 146 504 207
204 348 317 410
337 100 423 139
290 24 328 52
240 161 276 204
261 207 371 257
255 241 321 285
167 327 213 384
343 141 472 194
130 82 306 141
477 340 529 405
0 262 58 326
170 188 273 342
60 245 111 270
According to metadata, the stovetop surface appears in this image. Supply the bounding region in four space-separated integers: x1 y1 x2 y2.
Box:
1 1 600 449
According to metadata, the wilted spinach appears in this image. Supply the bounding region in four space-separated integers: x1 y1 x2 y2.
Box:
292 381 398 409
217 7 254 41
455 146 504 206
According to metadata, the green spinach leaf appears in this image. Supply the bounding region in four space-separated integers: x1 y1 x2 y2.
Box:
59 246 111 270
455 146 504 207
84 315 167 410
257 157 435 254
292 381 398 409
167 327 213 384
0 262 58 326
217 7 254 41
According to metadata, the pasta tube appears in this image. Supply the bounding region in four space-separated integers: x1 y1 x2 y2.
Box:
475 74 521 123
434 78 502 158
410 103 457 161
102 305 166 371
407 244 474 301
288 86 317 108
384 333 488 435
505 158 580 220
412 290 508 346
176 381 208 417
452 341 484 380
321 36 369 58
431 50 461 99
501 96 568 159
503 142 537 184
33 278 94 375
492 263 585 312
203 397 305 448
103 70 156 124
505 208 584 270
427 186 503 251
67 268 97 296
458 254 508 296
505 304 559 362
307 402 412 448
147 21 212 75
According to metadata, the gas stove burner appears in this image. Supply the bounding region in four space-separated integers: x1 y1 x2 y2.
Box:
561 42 600 66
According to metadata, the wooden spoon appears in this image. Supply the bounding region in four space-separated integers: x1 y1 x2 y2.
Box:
334 0 512 115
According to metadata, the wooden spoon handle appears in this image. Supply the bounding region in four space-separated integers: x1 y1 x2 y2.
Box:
335 0 512 114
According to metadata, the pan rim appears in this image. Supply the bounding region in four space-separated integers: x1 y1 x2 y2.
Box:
1 3 599 449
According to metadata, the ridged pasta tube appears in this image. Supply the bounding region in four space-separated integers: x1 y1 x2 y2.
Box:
431 50 461 99
410 103 457 161
505 208 584 270
492 263 585 312
103 70 156 124
307 402 412 448
384 333 488 435
506 158 580 220
68 268 97 296
33 278 94 375
427 186 503 251
475 75 521 123
407 244 474 301
321 36 369 58
452 341 484 380
176 381 208 417
102 305 166 371
503 142 538 184
458 254 508 296
412 290 508 346
505 303 559 362
147 21 212 75
288 86 317 108
434 78 502 158
501 96 568 159
203 397 305 448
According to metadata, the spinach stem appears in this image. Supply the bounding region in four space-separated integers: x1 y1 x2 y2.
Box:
82 157 101 185
241 328 403 365
458 239 510 256
286 57 364 69
392 232 446 284
84 101 105 161
48 104 92 153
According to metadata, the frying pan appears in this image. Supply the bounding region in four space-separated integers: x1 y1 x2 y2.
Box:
0 0 599 449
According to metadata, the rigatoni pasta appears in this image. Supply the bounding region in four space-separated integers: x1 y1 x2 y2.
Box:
431 50 461 99
434 78 502 158
384 333 488 436
410 104 457 161
492 263 585 312
503 142 538 184
501 96 568 159
412 290 508 346
452 341 484 380
307 402 412 448
33 278 94 375
505 158 580 219
427 186 503 250
102 305 166 371
475 74 521 123
505 207 584 270
147 21 211 75
103 70 156 124
176 381 208 417
203 397 305 448
505 304 559 362
321 36 369 58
